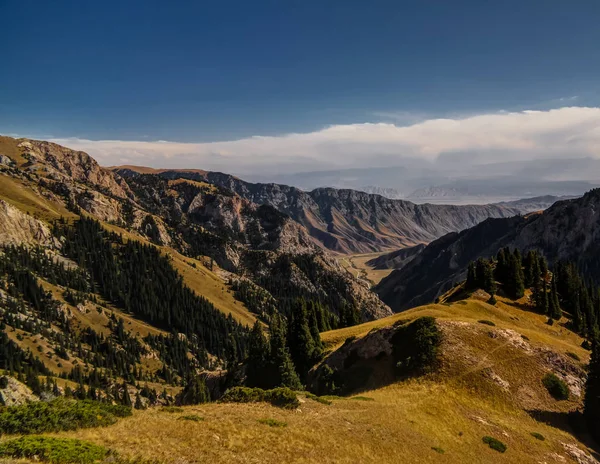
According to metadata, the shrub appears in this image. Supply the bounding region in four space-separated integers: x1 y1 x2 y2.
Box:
221 387 299 409
431 446 445 454
566 351 581 362
305 393 332 405
179 415 204 422
530 432 545 441
542 373 569 400
478 320 496 326
0 398 131 435
350 396 375 401
0 436 109 463
392 316 441 376
161 406 184 413
258 418 287 427
482 436 507 453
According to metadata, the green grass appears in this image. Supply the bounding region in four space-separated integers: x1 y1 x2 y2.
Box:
178 415 204 422
542 373 569 400
0 436 109 463
530 432 545 441
0 398 131 435
257 418 287 428
305 393 332 405
482 436 507 453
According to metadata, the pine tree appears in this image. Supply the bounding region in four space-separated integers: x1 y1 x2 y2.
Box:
134 392 144 409
176 375 210 405
269 314 301 389
121 383 132 407
466 262 477 290
533 276 549 314
584 333 600 442
288 300 320 383
245 321 270 388
549 276 562 320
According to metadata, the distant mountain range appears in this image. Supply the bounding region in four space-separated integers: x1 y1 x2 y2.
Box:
375 190 600 312
114 166 526 254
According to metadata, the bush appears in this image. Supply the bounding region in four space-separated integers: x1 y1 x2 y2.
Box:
478 320 496 326
482 436 507 453
221 387 299 409
531 432 545 441
392 316 441 376
0 398 132 435
431 446 445 454
566 351 581 362
179 415 204 422
350 396 375 401
0 436 108 463
161 406 184 413
305 393 332 405
542 373 569 400
258 418 287 427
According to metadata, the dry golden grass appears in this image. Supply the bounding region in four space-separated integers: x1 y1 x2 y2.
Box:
34 381 591 464
0 175 75 222
0 135 26 165
322 295 587 363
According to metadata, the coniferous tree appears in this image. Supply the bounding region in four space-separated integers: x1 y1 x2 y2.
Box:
176 375 210 405
549 276 562 320
268 314 301 389
466 262 477 290
584 333 600 442
288 300 321 383
245 321 270 388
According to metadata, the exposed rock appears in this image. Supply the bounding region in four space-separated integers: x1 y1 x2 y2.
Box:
562 443 599 464
0 199 59 247
0 154 15 166
0 375 38 406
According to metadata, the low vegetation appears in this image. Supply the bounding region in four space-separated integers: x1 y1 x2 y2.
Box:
542 373 569 400
221 387 300 409
0 398 131 435
178 415 204 422
530 432 545 441
257 418 287 427
0 436 109 463
477 319 495 326
482 436 507 453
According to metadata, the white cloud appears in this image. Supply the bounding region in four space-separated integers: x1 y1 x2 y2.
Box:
49 106 600 175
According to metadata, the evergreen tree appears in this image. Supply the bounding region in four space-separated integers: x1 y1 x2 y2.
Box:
549 276 562 320
288 300 321 383
466 262 477 290
268 314 301 389
245 321 270 389
176 375 210 405
584 333 600 442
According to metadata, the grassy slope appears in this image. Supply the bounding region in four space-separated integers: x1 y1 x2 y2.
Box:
13 296 592 464
44 382 588 464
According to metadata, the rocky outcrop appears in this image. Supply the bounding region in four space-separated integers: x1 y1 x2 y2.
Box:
18 139 131 199
0 199 59 247
0 375 38 406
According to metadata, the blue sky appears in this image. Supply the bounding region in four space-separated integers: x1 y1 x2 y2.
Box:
2 0 599 143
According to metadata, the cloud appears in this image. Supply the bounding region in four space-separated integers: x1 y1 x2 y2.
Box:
49 106 600 175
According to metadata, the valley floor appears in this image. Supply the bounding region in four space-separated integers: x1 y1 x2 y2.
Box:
338 252 393 287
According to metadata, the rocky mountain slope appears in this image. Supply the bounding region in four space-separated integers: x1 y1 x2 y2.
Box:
375 190 600 312
113 166 523 254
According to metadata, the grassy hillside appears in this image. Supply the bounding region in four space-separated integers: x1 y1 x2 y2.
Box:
0 296 591 464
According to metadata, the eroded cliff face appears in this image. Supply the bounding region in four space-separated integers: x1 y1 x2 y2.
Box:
18 140 132 199
116 168 521 254
0 199 58 247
